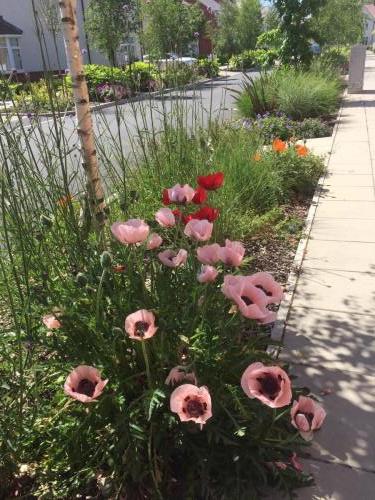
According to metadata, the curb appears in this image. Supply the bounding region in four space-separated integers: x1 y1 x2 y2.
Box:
268 96 345 358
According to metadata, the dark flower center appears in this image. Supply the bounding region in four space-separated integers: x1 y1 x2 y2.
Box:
296 411 314 428
76 378 96 397
183 396 207 418
241 295 253 306
256 285 273 297
135 321 149 337
257 374 281 400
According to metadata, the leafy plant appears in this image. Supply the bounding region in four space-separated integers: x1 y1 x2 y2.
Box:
235 67 341 120
161 62 198 88
320 47 350 73
232 72 278 117
275 0 327 66
245 114 332 142
197 57 220 78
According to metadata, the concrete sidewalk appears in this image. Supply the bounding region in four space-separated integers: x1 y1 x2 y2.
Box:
281 53 375 498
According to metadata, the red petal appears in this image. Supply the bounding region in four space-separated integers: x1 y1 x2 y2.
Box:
162 189 171 205
197 172 224 190
192 186 207 204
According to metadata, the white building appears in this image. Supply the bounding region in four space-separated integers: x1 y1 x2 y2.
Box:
0 0 110 76
363 3 375 46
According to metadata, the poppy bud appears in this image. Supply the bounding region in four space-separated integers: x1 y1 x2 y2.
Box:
40 214 54 228
100 251 112 269
112 327 123 336
76 272 88 287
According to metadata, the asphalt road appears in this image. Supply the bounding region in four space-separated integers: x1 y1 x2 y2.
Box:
6 70 255 192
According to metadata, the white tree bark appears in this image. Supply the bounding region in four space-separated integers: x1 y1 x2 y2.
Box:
59 0 107 227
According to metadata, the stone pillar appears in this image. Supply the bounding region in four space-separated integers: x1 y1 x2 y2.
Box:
348 44 366 94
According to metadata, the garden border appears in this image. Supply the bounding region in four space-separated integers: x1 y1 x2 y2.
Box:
0 74 233 118
268 95 345 358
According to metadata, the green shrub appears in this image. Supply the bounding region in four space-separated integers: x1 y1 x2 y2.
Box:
197 57 220 77
124 61 158 91
161 62 198 87
235 67 341 120
274 146 326 197
13 79 73 112
256 28 284 50
320 47 350 73
228 49 279 70
246 113 332 142
294 117 332 139
0 81 22 100
233 72 279 117
275 68 341 119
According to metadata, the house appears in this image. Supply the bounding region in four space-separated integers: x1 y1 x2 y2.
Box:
0 0 220 79
187 0 221 56
0 0 111 78
363 3 375 46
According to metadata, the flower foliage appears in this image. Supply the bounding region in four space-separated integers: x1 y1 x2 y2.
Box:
4 170 325 498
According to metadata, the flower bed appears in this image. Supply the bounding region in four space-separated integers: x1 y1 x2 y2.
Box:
0 111 327 497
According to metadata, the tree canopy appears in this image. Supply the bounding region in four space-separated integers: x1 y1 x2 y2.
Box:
85 0 137 66
275 0 327 65
141 0 204 58
312 0 363 47
215 0 262 61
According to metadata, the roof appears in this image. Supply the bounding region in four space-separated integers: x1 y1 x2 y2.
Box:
364 4 375 19
0 16 23 35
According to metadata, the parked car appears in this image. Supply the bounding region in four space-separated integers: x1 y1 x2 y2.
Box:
144 53 197 69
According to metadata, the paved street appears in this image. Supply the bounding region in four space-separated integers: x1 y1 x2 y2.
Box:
5 71 253 191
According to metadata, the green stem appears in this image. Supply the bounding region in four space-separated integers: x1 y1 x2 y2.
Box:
95 268 107 330
141 340 152 389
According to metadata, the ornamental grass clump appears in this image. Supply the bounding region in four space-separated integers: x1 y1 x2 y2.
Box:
0 166 327 498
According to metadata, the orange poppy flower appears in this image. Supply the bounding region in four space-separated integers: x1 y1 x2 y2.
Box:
56 193 73 207
272 138 287 153
295 144 309 157
253 152 262 161
113 264 126 273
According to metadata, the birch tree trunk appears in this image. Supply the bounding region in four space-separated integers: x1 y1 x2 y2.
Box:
59 0 107 228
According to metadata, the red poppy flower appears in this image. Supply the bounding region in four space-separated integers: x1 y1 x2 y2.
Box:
162 188 171 205
191 206 220 222
182 214 194 225
192 186 207 205
172 209 182 219
197 172 224 190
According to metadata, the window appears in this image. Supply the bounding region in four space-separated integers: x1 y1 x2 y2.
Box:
0 36 22 71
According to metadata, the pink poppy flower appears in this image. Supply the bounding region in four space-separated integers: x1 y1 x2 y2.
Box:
196 243 220 265
218 239 245 266
42 314 61 329
158 249 188 268
64 365 108 403
241 362 292 408
125 309 158 341
164 184 196 204
221 275 269 321
291 395 326 441
155 208 176 227
184 219 213 242
111 219 149 245
165 366 197 386
249 272 284 305
197 265 218 283
170 383 212 427
274 461 288 470
290 453 303 472
147 233 163 250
